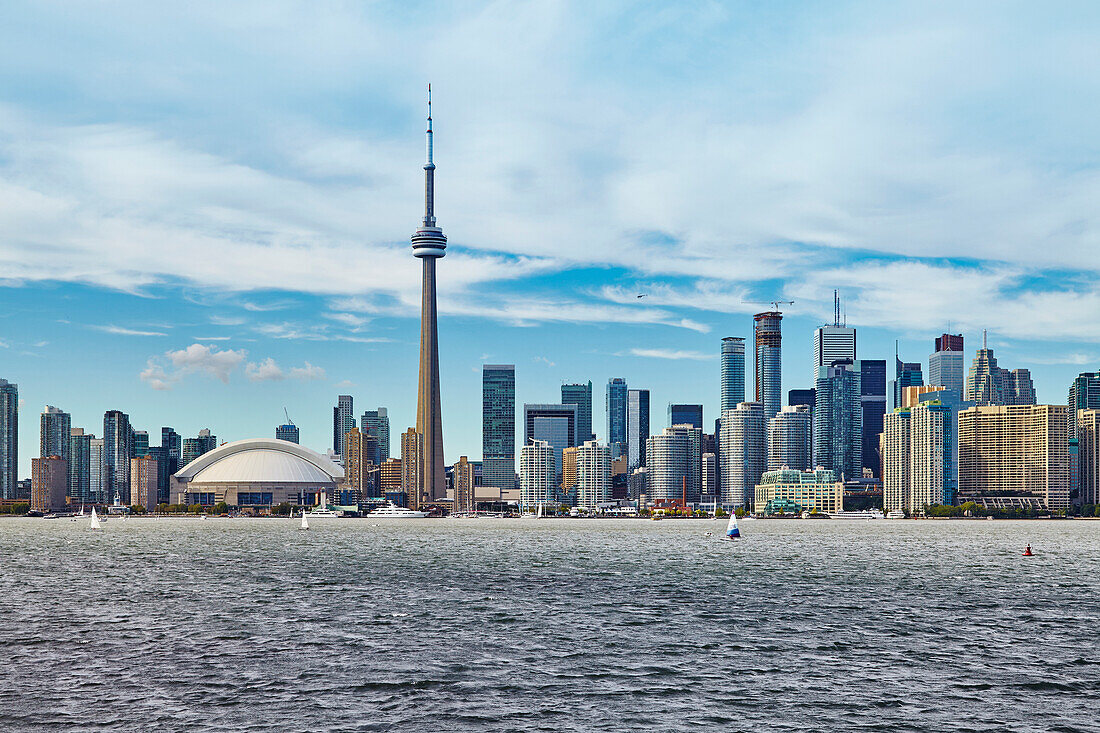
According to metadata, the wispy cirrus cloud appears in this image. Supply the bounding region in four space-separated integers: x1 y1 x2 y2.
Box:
629 347 714 361
93 325 168 337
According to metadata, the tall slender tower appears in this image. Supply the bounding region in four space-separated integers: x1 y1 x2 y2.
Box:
412 86 447 501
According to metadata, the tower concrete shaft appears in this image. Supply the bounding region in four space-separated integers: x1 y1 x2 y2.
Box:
412 85 446 501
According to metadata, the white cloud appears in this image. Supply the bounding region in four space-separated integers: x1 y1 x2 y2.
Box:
245 357 284 382
289 362 326 380
193 336 231 341
94 325 168 337
140 343 247 389
629 348 714 361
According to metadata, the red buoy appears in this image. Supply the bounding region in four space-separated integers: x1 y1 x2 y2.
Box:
1023 544 1033 556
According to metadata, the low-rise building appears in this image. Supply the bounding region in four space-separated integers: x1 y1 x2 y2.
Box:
754 468 842 515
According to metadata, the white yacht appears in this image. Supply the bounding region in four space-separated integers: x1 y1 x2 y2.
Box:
827 509 886 520
368 503 428 519
885 510 906 520
308 507 341 518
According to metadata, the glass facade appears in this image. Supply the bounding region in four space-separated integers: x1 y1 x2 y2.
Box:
754 313 782 420
606 378 627 460
482 365 516 492
0 379 15 499
860 359 887 478
720 337 746 412
627 389 650 470
719 402 767 508
103 410 133 505
276 423 300 444
332 395 355 456
667 404 703 430
561 381 594 443
360 408 390 460
813 362 863 481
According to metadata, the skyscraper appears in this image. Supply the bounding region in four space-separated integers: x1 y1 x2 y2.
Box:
768 405 812 471
276 423 300 444
884 401 953 514
89 438 105 503
1007 369 1036 406
576 440 611 510
69 428 92 504
332 395 355 456
719 402 767 508
606 378 628 460
0 379 16 499
130 455 158 511
161 427 181 466
627 389 650 470
453 456 475 514
561 381 594 443
1069 372 1100 441
720 337 746 412
519 439 555 511
524 404 578 449
860 359 887 478
891 347 924 410
813 361 863 481
40 406 71 465
31 456 67 513
103 410 133 505
929 333 965 397
966 333 1007 406
1078 410 1100 505
360 408 391 460
401 427 423 509
132 430 150 458
882 408 911 513
754 312 783 419
482 365 516 492
667 404 703 430
412 87 448 502
645 427 692 503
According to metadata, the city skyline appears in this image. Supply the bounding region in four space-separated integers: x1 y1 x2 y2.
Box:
3 4 1100 476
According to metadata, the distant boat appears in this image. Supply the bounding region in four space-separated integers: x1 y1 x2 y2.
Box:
536 503 544 519
726 513 741 539
299 511 309 531
827 510 885 520
885 510 906 520
89 507 102 531
368 503 428 519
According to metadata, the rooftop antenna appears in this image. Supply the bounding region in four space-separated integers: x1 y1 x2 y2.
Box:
982 329 987 350
833 290 840 327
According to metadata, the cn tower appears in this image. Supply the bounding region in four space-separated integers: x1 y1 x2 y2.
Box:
411 85 446 502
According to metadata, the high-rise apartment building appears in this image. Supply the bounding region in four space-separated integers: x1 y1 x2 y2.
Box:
276 423 300 444
1078 410 1100 505
719 402 767 508
561 381 594 443
646 427 691 504
161 427 181 463
400 428 423 509
884 401 953 514
860 359 887 478
453 456 475 514
181 429 217 468
103 410 133 505
332 395 355 456
929 333 965 397
0 379 16 500
131 430 148 458
576 440 611 509
958 405 1070 510
520 439 556 510
360 408 391 461
768 405 812 471
482 365 516 492
721 337 746 412
606 378 628 460
754 312 783 420
701 452 718 503
379 458 403 495
89 438 105 503
882 408 911 513
900 385 946 408
31 455 68 513
40 406 71 465
627 389 650 470
562 446 578 498
130 455 159 511
1069 373 1100 441
69 428 92 504
344 427 377 502
813 361 863 481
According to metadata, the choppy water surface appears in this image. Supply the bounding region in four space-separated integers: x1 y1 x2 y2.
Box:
1 517 1098 732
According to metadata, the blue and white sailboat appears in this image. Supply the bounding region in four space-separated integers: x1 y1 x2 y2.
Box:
725 512 740 539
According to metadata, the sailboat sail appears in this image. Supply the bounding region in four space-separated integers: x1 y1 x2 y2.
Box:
725 512 740 539
300 511 309 530
89 507 102 531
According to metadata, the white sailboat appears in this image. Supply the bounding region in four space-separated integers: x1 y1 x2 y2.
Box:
299 511 309 530
536 503 544 519
725 512 740 539
89 507 102 531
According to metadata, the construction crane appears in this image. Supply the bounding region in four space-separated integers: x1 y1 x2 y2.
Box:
741 299 794 312
283 407 294 426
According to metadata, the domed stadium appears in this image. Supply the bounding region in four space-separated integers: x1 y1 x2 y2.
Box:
171 438 343 508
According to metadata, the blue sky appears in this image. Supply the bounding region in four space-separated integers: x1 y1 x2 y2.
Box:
2 1 1100 477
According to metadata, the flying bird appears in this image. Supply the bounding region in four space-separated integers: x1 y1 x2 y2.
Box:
636 293 648 299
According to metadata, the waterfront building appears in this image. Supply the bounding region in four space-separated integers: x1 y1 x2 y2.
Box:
916 390 971 507
576 440 611 509
671 424 702 503
400 428 423 509
379 458 403 494
1068 372 1100 440
883 409 911 513
721 337 746 412
702 452 718 503
1007 369 1036 406
332 395 355 457
627 389 650 470
754 468 841 515
667 404 702 430
344 427 379 501
562 446 578 498
813 361 863 481
606 378 628 460
628 466 647 501
482 365 516 492
103 410 133 505
768 405 811 471
0 379 16 500
561 381 594 443
89 438 105 503
130 455 158 511
172 439 342 508
520 439 556 510
40 406 71 466
275 423 300 444
754 312 783 420
958 405 1070 510
531 415 570 486
453 456 475 513
884 401 953 514
719 402 767 508
1078 410 1100 504
929 334 965 397
69 428 92 504
360 408 391 461
860 359 887 478
645 427 691 504
31 456 68 513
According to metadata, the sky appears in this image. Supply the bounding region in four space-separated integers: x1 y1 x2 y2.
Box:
2 1 1100 477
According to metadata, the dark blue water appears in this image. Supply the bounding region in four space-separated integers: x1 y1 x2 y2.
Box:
2 517 1098 731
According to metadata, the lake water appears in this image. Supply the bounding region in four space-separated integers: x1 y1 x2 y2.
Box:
1 517 1098 732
